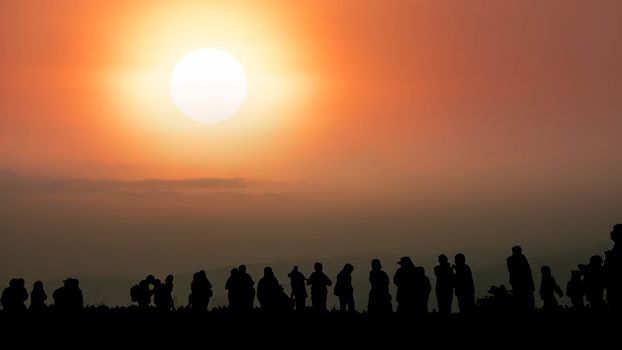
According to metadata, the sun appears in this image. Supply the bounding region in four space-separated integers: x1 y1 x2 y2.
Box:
170 48 248 123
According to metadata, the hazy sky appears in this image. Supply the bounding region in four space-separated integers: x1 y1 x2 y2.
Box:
1 0 621 282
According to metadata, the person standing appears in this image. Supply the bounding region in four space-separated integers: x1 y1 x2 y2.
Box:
307 262 332 312
288 266 307 312
368 259 392 316
453 253 475 314
334 263 355 312
539 266 563 311
506 245 535 311
30 281 47 311
434 254 454 315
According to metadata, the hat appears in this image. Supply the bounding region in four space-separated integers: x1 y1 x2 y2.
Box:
397 256 412 265
63 278 78 286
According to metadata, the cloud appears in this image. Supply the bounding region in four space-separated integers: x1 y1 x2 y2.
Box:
0 170 251 197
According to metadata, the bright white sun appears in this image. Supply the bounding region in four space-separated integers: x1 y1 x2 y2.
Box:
170 48 247 123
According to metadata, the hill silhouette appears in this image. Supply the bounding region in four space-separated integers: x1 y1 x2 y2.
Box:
20 242 608 310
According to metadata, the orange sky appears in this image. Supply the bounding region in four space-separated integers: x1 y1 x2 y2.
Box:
1 1 621 281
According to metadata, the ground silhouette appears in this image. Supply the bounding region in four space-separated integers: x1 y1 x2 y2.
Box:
1 224 621 347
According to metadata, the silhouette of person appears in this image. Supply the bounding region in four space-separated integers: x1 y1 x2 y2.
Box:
287 266 307 312
164 275 175 310
453 253 475 314
1 278 29 312
368 258 392 316
566 270 585 310
225 268 241 311
307 262 332 312
137 279 151 308
539 266 563 311
580 255 605 310
394 256 417 315
238 265 255 312
415 266 431 315
334 263 355 313
188 270 212 312
153 279 171 311
257 266 290 312
604 224 622 310
257 266 276 310
53 278 83 312
506 245 535 312
30 280 47 311
434 254 454 315
132 275 155 308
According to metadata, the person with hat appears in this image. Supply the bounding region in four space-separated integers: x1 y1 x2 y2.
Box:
53 278 83 312
393 256 417 314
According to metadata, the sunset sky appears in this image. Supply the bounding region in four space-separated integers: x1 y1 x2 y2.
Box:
1 0 621 283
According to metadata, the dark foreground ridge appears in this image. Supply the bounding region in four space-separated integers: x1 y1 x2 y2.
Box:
0 307 619 346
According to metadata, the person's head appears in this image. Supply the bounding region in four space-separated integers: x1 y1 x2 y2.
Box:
540 266 551 276
264 266 274 277
314 262 323 272
397 256 413 267
589 255 603 266
9 278 19 287
239 265 247 273
153 279 162 287
64 278 79 288
438 254 448 264
454 253 466 265
230 268 239 276
146 274 156 284
512 245 522 255
292 265 299 272
416 266 426 274
33 281 44 290
165 275 174 284
371 258 382 271
343 263 354 273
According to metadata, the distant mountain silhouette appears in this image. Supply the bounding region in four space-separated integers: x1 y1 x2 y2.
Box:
21 242 608 309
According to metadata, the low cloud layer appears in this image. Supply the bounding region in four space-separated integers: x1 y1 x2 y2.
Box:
0 170 250 196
